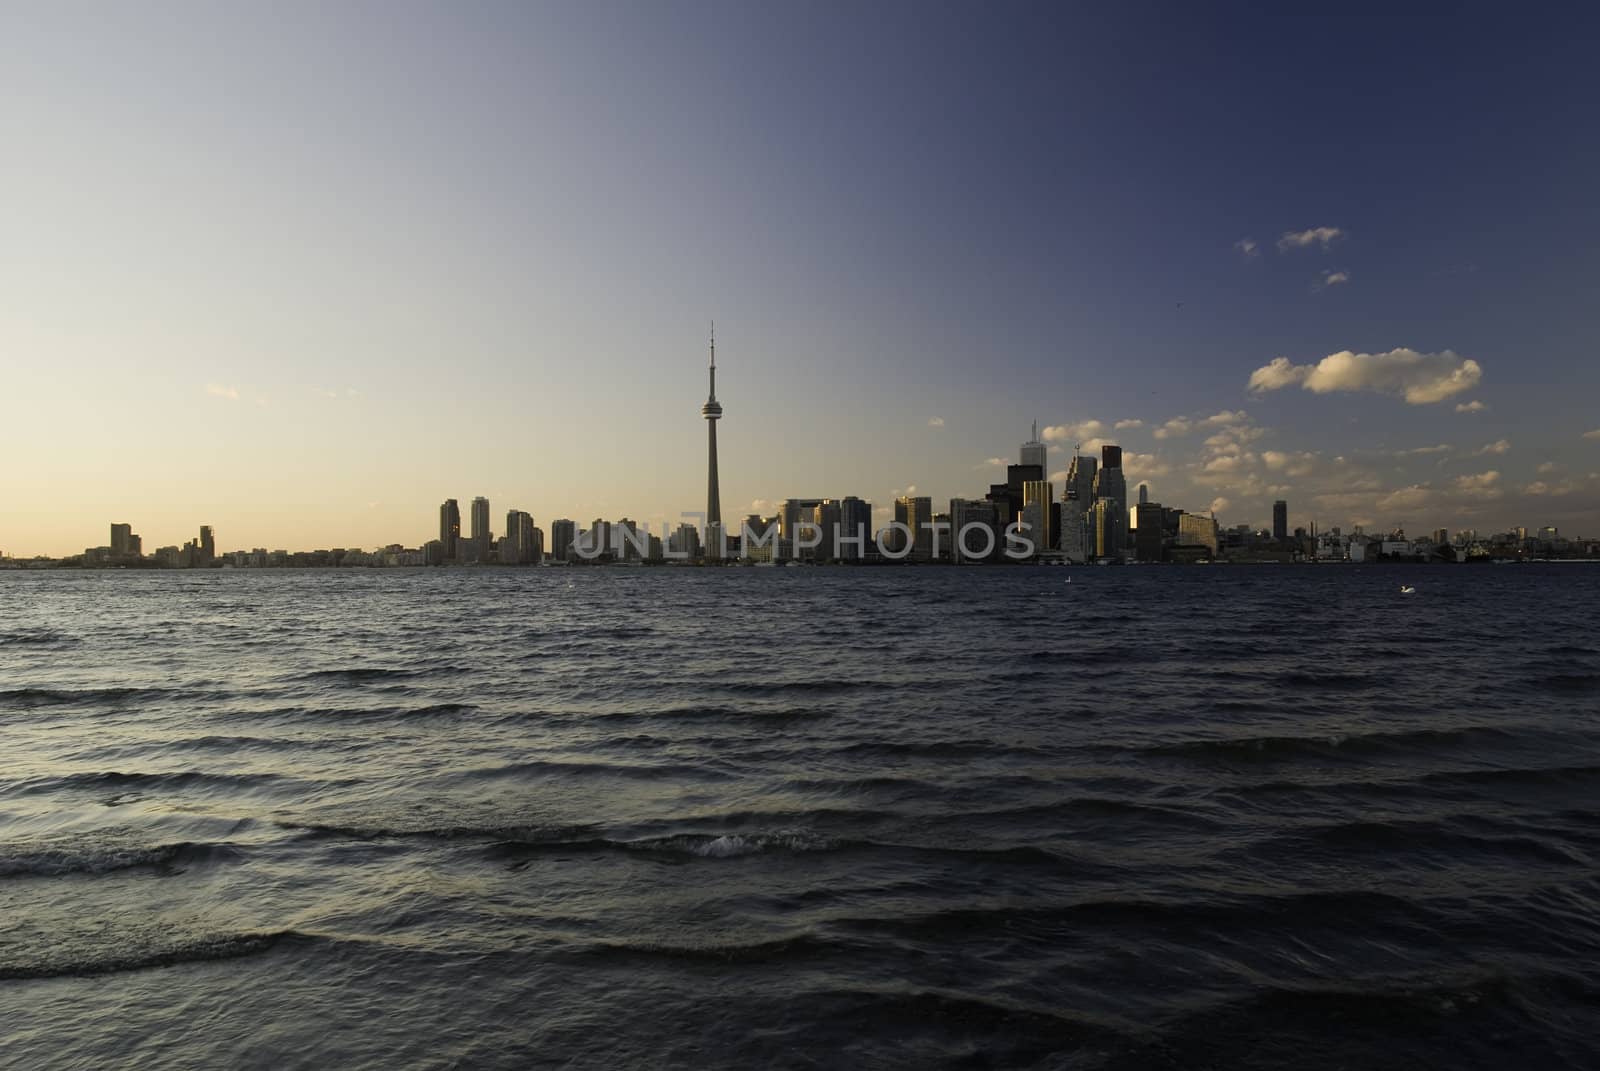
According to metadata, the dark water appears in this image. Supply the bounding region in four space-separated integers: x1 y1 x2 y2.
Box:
3 565 1600 1069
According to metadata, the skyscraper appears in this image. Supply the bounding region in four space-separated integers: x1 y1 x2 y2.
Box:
949 498 998 563
439 499 460 560
1273 499 1289 542
1092 445 1127 557
550 519 575 562
199 526 215 563
894 496 934 560
1065 450 1097 509
838 496 872 561
1020 421 1047 470
471 496 491 561
701 324 723 558
1021 479 1053 552
1138 483 1149 506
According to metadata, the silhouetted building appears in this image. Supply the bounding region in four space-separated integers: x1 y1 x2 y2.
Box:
110 523 141 557
550 519 576 561
950 498 998 563
894 496 934 560
1134 501 1165 562
839 497 872 560
439 499 461 560
1273 499 1289 542
471 497 492 559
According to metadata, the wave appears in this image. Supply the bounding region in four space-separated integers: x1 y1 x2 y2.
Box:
0 628 77 648
1417 764 1600 788
458 758 734 782
299 665 471 683
0 930 306 981
1144 724 1526 762
0 686 171 709
576 704 833 724
1251 818 1590 867
567 933 839 965
1524 674 1600 694
249 701 477 723
12 770 284 795
0 840 243 879
831 888 1438 944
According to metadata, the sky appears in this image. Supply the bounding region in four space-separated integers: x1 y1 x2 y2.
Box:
3 4 1599 555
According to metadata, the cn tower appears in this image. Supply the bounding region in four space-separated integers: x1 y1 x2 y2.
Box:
701 323 723 554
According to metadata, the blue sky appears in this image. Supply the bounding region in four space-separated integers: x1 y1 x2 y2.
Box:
3 4 1597 554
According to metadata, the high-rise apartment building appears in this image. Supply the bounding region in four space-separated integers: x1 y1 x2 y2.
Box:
894 496 934 560
439 499 461 560
838 497 872 560
949 498 998 563
550 519 576 561
471 497 491 557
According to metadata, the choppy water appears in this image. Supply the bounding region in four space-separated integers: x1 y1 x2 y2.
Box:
3 565 1599 1069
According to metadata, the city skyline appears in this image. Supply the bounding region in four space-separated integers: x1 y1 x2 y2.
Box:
5 8 1600 557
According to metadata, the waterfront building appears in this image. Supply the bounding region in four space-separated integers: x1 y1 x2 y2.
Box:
439 499 460 560
471 497 491 560
1021 480 1053 553
550 519 576 562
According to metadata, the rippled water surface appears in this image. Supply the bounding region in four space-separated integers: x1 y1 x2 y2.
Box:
3 565 1599 1069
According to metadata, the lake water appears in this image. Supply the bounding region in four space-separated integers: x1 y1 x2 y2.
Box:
3 565 1599 1069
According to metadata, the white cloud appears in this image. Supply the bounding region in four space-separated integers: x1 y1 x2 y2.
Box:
1049 470 1069 484
1204 425 1267 453
1122 452 1169 480
1319 269 1350 287
1474 439 1511 456
1537 462 1557 474
1247 348 1483 404
927 417 945 428
1235 238 1259 258
1396 444 1452 457
1203 453 1254 474
1153 410 1249 440
1277 226 1345 252
1114 419 1144 430
1262 450 1319 476
1455 400 1488 414
1455 471 1501 491
1042 420 1104 443
749 499 771 513
1584 429 1600 440
983 458 1008 468
1525 478 1586 497
1208 497 1230 516
205 383 240 401
1377 485 1436 512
